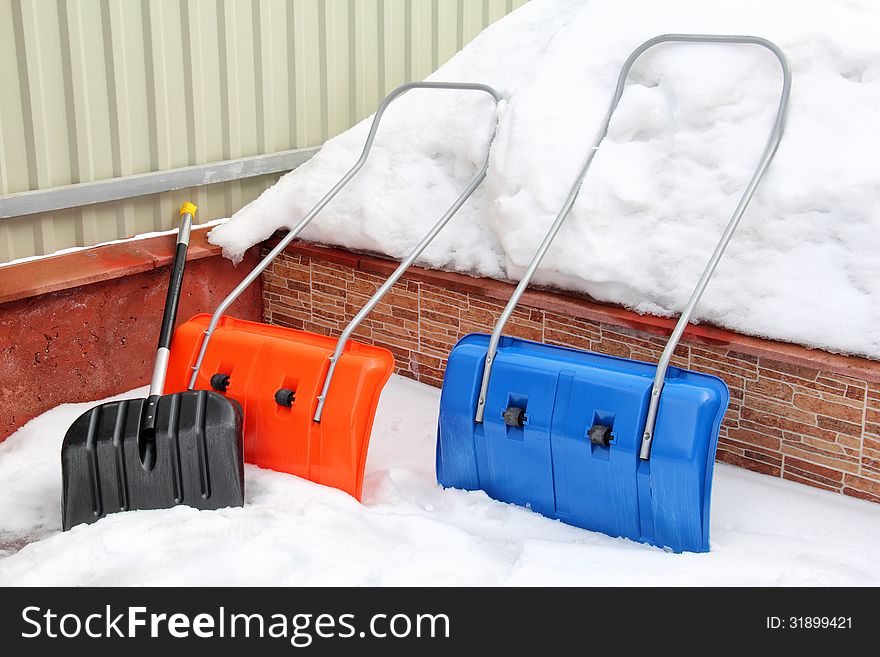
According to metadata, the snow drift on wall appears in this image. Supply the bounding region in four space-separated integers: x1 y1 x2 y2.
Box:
208 0 880 360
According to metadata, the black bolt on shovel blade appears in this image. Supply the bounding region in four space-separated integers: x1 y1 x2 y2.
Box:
61 390 244 531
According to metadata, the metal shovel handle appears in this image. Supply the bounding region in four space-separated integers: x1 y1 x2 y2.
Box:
187 82 502 393
473 34 791 462
313 85 501 421
143 202 195 441
150 202 196 397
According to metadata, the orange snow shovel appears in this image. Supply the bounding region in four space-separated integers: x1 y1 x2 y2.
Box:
164 82 502 500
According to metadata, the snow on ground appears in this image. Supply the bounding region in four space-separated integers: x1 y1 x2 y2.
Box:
1 375 879 586
209 0 880 360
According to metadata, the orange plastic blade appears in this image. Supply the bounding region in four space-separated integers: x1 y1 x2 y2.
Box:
165 315 394 500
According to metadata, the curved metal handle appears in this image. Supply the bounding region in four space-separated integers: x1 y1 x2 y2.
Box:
473 34 791 462
313 84 501 421
187 81 502 391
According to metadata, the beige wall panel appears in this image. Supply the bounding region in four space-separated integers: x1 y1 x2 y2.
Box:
0 0 524 262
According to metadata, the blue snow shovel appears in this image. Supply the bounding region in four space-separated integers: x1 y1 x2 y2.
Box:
436 34 791 553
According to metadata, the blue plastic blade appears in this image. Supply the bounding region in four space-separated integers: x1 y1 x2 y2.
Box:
436 334 729 553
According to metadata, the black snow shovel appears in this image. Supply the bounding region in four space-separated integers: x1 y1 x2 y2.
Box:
61 203 244 530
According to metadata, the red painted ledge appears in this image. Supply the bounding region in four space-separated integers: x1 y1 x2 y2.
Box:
0 227 263 442
267 234 880 384
0 227 223 305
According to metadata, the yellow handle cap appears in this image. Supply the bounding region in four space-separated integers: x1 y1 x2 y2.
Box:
179 201 198 217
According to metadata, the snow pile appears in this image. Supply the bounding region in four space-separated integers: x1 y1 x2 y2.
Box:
2 377 880 586
209 0 880 360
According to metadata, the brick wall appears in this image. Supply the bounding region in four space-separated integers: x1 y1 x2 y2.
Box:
262 241 880 504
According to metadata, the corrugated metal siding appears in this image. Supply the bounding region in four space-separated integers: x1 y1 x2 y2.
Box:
0 0 526 262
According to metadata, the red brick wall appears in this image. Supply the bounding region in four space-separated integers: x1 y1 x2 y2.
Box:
262 242 880 504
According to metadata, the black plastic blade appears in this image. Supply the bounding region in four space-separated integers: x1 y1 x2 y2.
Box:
61 390 244 530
